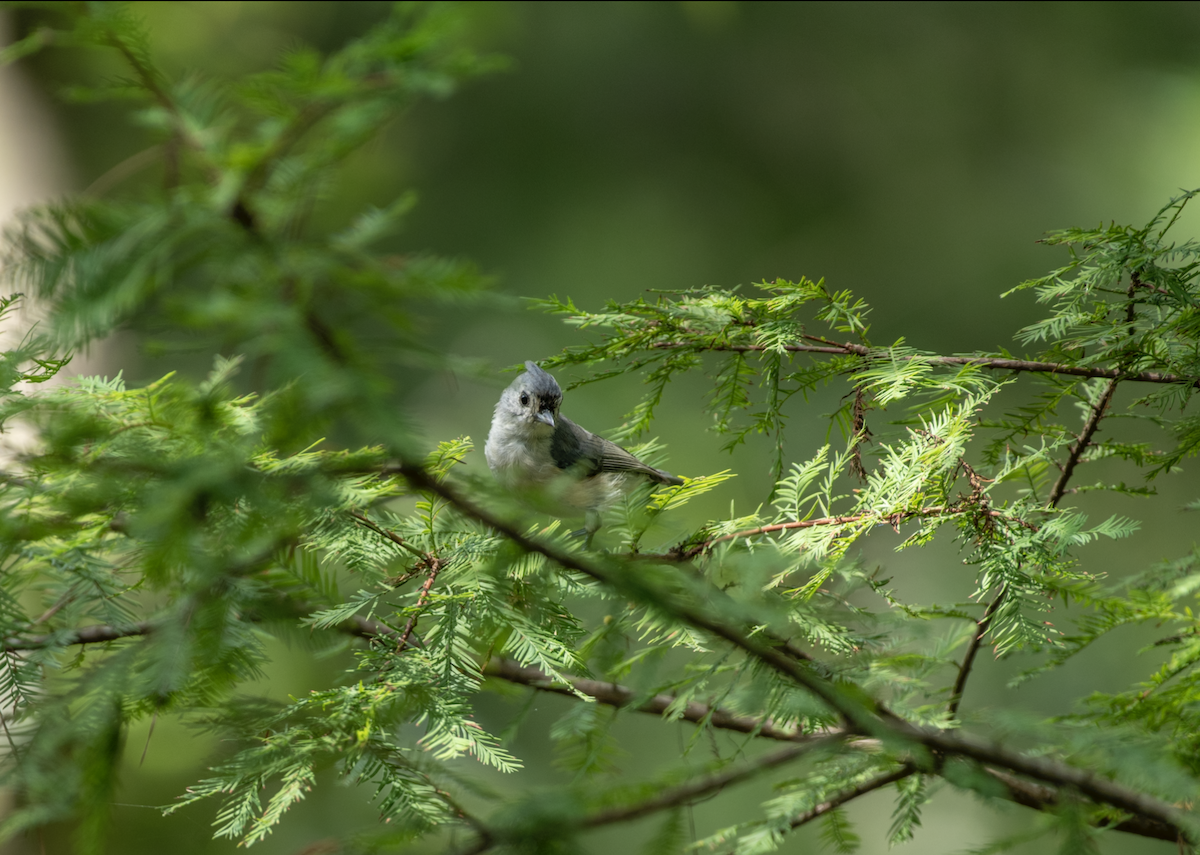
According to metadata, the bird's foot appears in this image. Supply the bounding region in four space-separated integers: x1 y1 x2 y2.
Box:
568 527 597 550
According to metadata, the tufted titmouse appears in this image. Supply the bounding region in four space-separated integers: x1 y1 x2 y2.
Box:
485 361 684 547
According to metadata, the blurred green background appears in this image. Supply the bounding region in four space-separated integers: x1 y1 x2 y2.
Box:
3 1 1200 852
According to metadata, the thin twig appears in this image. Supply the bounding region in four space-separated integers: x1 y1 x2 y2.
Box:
948 593 1004 718
449 740 832 854
348 511 444 651
482 658 834 743
773 764 1179 851
3 535 290 650
412 764 492 841
101 27 202 190
349 511 427 559
29 589 76 627
1047 377 1119 508
583 741 829 829
785 765 915 833
138 713 157 767
397 559 444 651
0 701 19 763
82 146 162 198
914 727 1191 838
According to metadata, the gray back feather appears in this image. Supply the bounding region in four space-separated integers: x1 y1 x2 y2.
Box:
551 416 684 485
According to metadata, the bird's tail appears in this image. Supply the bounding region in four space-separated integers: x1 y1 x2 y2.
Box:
650 469 684 486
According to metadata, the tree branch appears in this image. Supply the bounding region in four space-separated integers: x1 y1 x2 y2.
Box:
391 463 1196 844
6 459 1182 842
948 593 1003 719
397 557 445 651
772 764 1183 847
784 765 915 832
650 338 1199 388
913 727 1191 838
673 505 1036 560
582 741 829 829
2 622 152 651
349 510 428 560
481 658 833 743
450 740 835 855
949 375 1120 723
984 768 1183 843
1047 377 1119 508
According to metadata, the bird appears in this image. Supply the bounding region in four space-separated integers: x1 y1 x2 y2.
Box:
485 361 684 547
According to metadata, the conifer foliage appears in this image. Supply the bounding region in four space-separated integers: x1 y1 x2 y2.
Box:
1 4 1200 853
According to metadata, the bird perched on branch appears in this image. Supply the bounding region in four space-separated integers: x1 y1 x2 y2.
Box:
485 361 684 547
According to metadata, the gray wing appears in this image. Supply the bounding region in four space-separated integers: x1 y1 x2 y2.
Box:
551 416 684 485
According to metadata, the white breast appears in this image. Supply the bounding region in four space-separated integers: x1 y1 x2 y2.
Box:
485 411 627 515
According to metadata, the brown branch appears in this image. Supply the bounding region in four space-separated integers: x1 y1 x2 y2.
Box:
347 616 824 741
1132 279 1174 299
3 534 291 651
649 338 1199 388
1047 377 1119 508
349 510 447 651
446 740 830 855
785 765 915 832
582 741 827 829
397 558 444 651
674 505 1036 561
949 374 1121 723
391 463 871 720
913 727 1191 837
778 765 1182 845
984 768 1182 843
2 612 404 655
29 590 77 628
2 622 153 651
349 511 428 560
481 658 832 743
948 593 1003 719
290 614 824 747
1154 630 1198 647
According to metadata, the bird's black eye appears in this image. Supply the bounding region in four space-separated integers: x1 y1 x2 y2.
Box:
519 393 530 407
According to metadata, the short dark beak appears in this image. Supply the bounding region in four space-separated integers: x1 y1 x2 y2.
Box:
535 410 555 427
